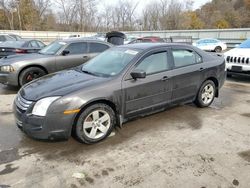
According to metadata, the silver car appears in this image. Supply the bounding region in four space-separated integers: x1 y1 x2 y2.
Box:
0 38 113 86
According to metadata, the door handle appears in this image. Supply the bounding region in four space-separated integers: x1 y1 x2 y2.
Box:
83 56 88 59
199 67 204 71
161 76 169 81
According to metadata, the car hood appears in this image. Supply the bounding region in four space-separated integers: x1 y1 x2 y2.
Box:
20 69 108 101
224 48 250 57
0 53 52 65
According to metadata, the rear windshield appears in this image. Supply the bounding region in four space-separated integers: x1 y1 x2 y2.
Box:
238 39 250 48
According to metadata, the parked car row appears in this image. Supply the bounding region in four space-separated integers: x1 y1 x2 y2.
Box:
0 32 247 144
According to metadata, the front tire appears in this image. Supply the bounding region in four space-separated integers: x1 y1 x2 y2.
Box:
75 104 116 144
195 80 216 108
19 67 46 86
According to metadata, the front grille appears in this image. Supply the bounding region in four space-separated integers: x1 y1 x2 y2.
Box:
226 56 250 65
15 94 32 112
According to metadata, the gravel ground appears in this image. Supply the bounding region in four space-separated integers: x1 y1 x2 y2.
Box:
0 76 250 188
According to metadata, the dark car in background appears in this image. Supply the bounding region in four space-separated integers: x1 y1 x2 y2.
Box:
129 36 165 44
0 34 16 43
0 39 113 86
13 43 226 144
0 39 46 58
7 34 22 40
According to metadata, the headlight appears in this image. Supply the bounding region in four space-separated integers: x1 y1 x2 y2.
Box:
32 97 60 116
0 65 14 72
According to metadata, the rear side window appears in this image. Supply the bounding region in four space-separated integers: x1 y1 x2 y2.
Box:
29 41 39 48
172 49 202 68
135 52 169 75
89 43 110 53
65 42 87 55
36 41 45 48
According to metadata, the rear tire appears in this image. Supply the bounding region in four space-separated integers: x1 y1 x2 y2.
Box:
75 104 116 144
195 80 216 108
19 67 46 86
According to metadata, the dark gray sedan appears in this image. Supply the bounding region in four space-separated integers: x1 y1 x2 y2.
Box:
14 43 226 144
0 39 112 86
0 39 46 58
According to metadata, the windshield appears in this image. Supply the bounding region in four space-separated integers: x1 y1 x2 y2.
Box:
39 41 66 55
238 39 250 48
82 48 140 77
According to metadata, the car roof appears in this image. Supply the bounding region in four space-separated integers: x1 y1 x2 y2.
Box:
198 38 219 41
58 38 113 46
120 43 193 50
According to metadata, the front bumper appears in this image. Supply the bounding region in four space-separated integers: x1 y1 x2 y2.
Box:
13 100 75 141
0 72 19 86
226 64 250 76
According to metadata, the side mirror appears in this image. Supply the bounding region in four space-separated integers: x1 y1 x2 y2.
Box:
62 50 70 56
130 70 146 80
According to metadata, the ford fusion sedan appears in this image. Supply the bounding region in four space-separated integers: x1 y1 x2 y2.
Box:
193 38 227 53
0 39 112 86
14 43 226 144
224 39 250 77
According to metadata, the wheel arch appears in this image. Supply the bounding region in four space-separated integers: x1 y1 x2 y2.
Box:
204 77 219 97
18 65 48 86
72 99 120 134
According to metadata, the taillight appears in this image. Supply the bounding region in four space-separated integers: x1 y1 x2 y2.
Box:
14 49 28 53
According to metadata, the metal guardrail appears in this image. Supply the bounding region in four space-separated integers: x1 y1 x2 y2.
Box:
1 28 250 47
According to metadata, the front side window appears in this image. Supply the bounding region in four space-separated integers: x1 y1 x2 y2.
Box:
172 49 201 68
64 42 87 55
89 43 109 53
135 52 169 75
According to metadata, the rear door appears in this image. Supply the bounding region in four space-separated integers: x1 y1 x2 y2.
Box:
55 42 88 71
170 47 203 104
122 49 173 118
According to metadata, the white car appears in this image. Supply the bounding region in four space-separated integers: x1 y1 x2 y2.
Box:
224 39 250 76
193 38 227 52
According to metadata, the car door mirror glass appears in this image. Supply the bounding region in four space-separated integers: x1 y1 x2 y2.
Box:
62 50 70 56
131 70 146 79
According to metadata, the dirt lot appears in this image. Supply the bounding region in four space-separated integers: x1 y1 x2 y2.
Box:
0 76 250 188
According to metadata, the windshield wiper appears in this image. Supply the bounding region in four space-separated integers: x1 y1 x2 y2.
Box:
82 69 97 76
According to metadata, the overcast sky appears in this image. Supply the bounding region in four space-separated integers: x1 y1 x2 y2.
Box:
98 0 211 14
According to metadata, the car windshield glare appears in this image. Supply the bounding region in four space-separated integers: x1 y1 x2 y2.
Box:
81 48 140 77
39 41 66 55
238 39 250 48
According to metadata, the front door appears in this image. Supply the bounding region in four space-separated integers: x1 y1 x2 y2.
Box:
122 50 173 118
55 42 88 71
